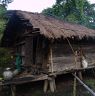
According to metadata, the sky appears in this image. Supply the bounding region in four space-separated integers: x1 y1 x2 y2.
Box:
8 0 95 13
8 0 55 13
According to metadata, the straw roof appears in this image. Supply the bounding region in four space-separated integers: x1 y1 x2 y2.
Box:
1 10 95 47
14 10 95 39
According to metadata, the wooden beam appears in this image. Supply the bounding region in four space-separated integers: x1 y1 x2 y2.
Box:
1 74 48 85
72 73 95 96
24 31 40 35
49 66 95 77
15 41 25 46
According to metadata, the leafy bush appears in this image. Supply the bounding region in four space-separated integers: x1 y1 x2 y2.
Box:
0 48 12 68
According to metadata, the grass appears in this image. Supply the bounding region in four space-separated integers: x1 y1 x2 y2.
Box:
85 79 95 90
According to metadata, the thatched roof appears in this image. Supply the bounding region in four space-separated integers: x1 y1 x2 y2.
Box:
15 10 95 39
1 10 95 47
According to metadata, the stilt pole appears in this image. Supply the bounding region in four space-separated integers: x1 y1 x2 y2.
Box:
73 72 77 96
11 85 16 96
43 79 48 93
49 76 56 93
43 76 56 93
78 71 83 80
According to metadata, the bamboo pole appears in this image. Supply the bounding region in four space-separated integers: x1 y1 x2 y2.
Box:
50 46 53 73
72 73 95 96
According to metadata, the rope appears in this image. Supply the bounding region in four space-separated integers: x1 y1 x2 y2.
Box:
65 38 79 69
66 38 75 55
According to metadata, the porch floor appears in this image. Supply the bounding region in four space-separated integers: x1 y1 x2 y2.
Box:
0 64 95 85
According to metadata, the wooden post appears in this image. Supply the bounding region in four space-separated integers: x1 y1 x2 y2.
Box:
11 85 16 96
75 51 78 69
0 85 3 96
50 46 53 73
43 77 56 93
73 72 77 96
25 36 33 71
48 40 54 73
78 71 83 80
43 79 48 93
53 78 56 90
49 76 56 93
0 85 2 92
49 78 56 92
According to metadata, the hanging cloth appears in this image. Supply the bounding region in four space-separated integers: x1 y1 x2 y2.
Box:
77 48 88 68
15 53 22 71
81 56 88 68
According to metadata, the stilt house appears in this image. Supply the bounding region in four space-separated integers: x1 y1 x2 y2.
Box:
1 10 95 83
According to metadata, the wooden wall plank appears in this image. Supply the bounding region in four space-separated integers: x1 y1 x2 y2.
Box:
52 43 95 72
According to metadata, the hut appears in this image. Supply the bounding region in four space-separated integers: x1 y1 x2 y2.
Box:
1 10 95 92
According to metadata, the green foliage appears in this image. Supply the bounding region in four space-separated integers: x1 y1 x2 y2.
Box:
0 19 6 32
65 14 79 23
42 0 95 29
42 0 84 23
0 1 13 68
85 79 95 90
0 5 6 19
0 48 12 68
83 1 95 29
0 5 7 40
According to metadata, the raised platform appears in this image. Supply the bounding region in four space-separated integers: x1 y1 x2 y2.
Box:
0 65 95 85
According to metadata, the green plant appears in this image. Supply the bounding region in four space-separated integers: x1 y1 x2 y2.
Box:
0 48 12 68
